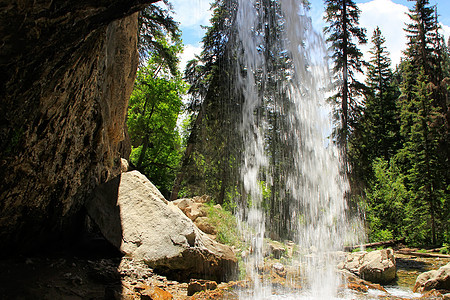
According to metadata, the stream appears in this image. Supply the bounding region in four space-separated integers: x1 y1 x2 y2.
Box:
235 253 450 299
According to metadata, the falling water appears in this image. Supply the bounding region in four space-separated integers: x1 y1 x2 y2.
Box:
235 0 364 298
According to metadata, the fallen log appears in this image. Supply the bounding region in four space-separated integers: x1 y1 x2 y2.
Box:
344 238 406 252
395 249 450 259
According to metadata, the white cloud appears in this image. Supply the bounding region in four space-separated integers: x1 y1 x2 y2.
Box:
171 0 212 72
171 0 212 28
178 43 203 72
441 24 450 43
359 0 450 68
359 0 409 67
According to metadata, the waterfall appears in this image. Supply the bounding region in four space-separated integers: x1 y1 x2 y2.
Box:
235 0 364 298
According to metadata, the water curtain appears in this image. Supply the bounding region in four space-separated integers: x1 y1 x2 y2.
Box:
235 0 363 298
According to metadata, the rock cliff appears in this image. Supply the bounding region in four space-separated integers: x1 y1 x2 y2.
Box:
0 0 158 253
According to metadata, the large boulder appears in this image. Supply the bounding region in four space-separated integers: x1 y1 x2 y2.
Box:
414 263 450 293
86 170 238 282
339 249 396 284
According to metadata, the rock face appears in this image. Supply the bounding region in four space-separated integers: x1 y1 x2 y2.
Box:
414 263 450 293
86 171 238 282
339 249 396 284
0 1 158 252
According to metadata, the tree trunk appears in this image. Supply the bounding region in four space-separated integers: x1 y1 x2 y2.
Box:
170 109 204 201
344 237 406 251
396 249 450 259
136 133 150 170
342 0 349 151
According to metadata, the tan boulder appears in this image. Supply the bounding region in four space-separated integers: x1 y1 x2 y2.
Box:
86 171 238 282
414 263 450 293
187 279 218 296
339 249 396 284
172 198 194 214
195 217 217 235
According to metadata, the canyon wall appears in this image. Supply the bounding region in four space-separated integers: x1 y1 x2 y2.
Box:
0 0 156 252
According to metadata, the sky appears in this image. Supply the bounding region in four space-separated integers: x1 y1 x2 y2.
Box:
169 0 450 71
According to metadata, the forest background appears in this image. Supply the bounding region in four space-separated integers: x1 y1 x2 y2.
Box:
128 0 449 250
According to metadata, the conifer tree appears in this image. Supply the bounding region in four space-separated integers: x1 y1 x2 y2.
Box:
397 0 449 245
349 27 400 189
363 27 401 160
404 0 438 80
138 2 181 74
170 0 243 203
324 0 367 150
400 69 443 245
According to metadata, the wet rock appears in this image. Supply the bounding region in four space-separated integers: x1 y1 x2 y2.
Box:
118 257 153 281
187 281 204 296
140 286 173 300
272 263 287 278
348 282 369 293
420 289 445 298
86 171 238 282
187 279 218 296
414 262 450 293
88 259 122 284
265 240 286 259
104 284 124 300
339 249 396 284
341 269 388 294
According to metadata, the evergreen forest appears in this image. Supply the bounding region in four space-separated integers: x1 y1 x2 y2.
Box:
128 0 449 249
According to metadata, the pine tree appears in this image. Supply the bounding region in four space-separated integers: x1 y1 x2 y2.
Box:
397 0 449 245
349 27 400 190
138 2 181 74
404 0 438 80
324 0 367 150
363 27 401 160
400 69 443 245
170 0 243 203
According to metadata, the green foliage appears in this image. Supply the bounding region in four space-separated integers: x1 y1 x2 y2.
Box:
202 201 248 280
127 61 187 197
349 27 401 193
127 2 190 198
206 202 245 249
171 0 244 203
398 68 447 246
349 0 449 248
364 158 408 242
403 0 440 80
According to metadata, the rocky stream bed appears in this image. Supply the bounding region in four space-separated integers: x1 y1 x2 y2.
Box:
0 249 448 299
